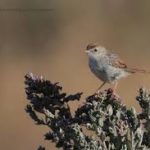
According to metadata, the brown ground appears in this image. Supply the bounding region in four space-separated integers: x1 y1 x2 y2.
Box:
0 0 150 149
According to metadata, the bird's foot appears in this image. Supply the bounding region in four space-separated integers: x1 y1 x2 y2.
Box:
94 88 121 99
94 89 103 97
106 88 120 100
95 88 116 96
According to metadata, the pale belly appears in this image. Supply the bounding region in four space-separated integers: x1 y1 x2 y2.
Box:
89 63 129 83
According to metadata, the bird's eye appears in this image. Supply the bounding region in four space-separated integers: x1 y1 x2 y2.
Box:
94 49 97 52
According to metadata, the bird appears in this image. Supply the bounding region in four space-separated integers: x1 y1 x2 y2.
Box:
85 43 149 93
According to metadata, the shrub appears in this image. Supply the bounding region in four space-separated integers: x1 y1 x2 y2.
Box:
25 73 150 150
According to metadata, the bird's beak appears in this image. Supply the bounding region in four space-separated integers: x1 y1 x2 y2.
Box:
85 50 89 53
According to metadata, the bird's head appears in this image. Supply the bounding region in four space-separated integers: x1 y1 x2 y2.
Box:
85 43 107 58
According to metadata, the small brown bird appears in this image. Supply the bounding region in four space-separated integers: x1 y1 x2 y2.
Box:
85 43 150 93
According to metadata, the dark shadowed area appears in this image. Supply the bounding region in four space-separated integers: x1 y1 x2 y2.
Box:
1 0 150 149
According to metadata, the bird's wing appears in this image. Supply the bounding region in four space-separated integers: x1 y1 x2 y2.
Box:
112 58 127 69
107 52 137 73
107 51 149 73
107 52 127 69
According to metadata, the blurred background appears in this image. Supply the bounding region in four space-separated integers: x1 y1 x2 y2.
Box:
1 0 150 149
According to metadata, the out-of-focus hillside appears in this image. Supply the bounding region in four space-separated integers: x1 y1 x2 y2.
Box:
0 1 150 149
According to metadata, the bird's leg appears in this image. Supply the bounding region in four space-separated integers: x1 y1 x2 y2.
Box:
96 82 106 94
111 81 119 98
113 81 118 93
111 81 122 100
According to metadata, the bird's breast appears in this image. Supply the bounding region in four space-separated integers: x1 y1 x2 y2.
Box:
88 56 129 83
89 57 108 82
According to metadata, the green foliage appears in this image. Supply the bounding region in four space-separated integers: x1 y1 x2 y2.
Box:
25 73 150 150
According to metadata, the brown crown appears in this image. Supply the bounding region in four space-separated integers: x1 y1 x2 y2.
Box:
86 43 98 50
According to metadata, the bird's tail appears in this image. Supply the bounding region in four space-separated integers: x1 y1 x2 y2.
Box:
127 67 150 74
